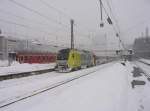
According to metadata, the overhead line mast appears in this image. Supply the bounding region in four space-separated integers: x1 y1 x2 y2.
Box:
99 0 104 27
71 19 74 49
98 0 126 50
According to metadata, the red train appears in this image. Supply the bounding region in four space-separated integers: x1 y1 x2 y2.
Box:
15 53 56 64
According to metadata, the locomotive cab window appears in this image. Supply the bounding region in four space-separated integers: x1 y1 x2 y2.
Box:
57 49 70 60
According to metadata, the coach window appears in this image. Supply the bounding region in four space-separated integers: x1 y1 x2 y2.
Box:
21 56 24 62
30 56 32 61
46 56 48 61
43 56 46 61
24 56 27 61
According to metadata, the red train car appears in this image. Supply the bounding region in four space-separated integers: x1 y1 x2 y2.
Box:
16 53 56 64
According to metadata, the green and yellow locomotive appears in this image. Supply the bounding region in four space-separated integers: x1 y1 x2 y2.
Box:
55 48 96 72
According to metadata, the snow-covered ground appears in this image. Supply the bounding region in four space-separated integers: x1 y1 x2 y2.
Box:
135 61 150 76
0 62 115 108
140 58 150 64
0 61 55 76
127 61 150 111
0 61 150 111
0 60 9 67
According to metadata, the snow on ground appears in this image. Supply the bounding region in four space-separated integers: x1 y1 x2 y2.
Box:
0 61 130 111
0 61 56 76
0 61 150 111
140 58 150 64
126 61 150 111
136 61 150 75
0 60 9 67
0 62 115 108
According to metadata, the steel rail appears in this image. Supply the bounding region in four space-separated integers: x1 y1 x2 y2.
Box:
0 68 100 109
0 68 54 81
134 61 150 80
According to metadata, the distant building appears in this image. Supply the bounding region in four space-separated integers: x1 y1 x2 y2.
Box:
0 36 60 60
133 28 150 58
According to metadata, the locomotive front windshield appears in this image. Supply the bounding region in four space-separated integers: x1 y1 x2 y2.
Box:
57 49 70 60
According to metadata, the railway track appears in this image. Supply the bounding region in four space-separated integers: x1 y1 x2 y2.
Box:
138 60 150 66
0 67 100 109
134 60 150 80
0 59 113 81
0 68 54 81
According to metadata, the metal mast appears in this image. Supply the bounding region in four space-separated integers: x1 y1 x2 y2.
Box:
70 19 74 49
99 0 104 27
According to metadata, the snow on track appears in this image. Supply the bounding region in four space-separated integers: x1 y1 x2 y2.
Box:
0 62 129 111
0 62 115 108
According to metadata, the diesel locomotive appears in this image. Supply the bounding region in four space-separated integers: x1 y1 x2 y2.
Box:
55 48 96 71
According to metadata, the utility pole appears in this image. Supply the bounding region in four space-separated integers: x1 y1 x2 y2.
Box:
70 19 74 49
105 34 108 61
146 27 149 38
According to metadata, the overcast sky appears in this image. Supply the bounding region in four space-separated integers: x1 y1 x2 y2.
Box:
0 0 150 50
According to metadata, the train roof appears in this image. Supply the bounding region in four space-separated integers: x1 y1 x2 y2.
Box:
57 48 95 56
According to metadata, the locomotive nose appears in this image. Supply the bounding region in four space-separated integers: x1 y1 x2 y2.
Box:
57 60 67 66
57 60 68 68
